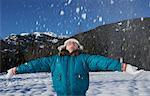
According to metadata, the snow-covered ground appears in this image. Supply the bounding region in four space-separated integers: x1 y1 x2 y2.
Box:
0 72 150 96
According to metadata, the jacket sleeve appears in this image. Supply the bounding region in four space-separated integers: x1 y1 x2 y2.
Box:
85 54 122 71
16 56 55 74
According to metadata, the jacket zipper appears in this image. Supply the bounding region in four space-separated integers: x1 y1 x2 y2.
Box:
67 56 70 94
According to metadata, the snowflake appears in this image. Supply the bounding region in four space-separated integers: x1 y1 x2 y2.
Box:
101 1 104 5
115 28 119 32
57 22 61 26
123 38 126 41
36 27 38 30
134 13 137 16
118 22 122 25
142 27 145 29
60 10 65 16
50 4 54 8
46 28 49 31
141 17 144 21
81 6 83 10
77 22 81 25
133 55 136 59
130 0 133 2
93 19 97 23
43 24 46 28
15 21 18 25
74 16 77 20
67 0 72 5
110 0 114 5
102 21 106 25
36 21 39 25
66 30 69 34
76 7 80 14
81 13 87 20
99 16 103 22
119 11 123 14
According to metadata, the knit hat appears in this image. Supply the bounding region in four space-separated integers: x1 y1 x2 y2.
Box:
57 38 83 51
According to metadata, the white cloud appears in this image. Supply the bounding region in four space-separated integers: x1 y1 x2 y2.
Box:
60 10 65 16
81 13 87 20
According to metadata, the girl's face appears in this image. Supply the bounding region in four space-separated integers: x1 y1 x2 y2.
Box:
66 41 78 53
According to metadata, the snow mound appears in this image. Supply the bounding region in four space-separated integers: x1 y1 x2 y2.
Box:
0 72 150 96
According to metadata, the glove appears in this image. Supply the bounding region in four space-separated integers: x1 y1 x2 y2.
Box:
6 67 16 79
125 64 144 75
120 57 144 75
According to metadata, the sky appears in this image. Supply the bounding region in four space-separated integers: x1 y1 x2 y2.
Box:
1 0 150 38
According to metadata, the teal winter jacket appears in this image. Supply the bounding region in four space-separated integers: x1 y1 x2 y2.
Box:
16 54 122 96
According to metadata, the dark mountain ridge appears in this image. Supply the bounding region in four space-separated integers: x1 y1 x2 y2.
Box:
0 17 150 72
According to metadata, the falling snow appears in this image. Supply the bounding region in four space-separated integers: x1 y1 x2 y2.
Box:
99 17 103 22
66 30 69 34
36 21 39 25
141 17 144 21
115 28 119 32
110 0 114 5
76 7 80 14
93 19 97 23
81 6 84 10
123 38 126 41
81 13 87 20
1 0 149 39
77 22 81 25
102 22 106 25
43 24 46 28
67 0 72 5
39 45 44 48
118 22 122 25
57 22 61 26
142 27 145 29
50 4 54 8
60 10 65 16
119 11 123 14
130 0 133 2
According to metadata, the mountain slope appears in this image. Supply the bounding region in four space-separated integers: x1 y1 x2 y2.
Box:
0 72 150 95
0 17 150 72
73 17 150 70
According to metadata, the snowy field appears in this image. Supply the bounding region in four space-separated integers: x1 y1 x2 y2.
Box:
0 72 150 96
